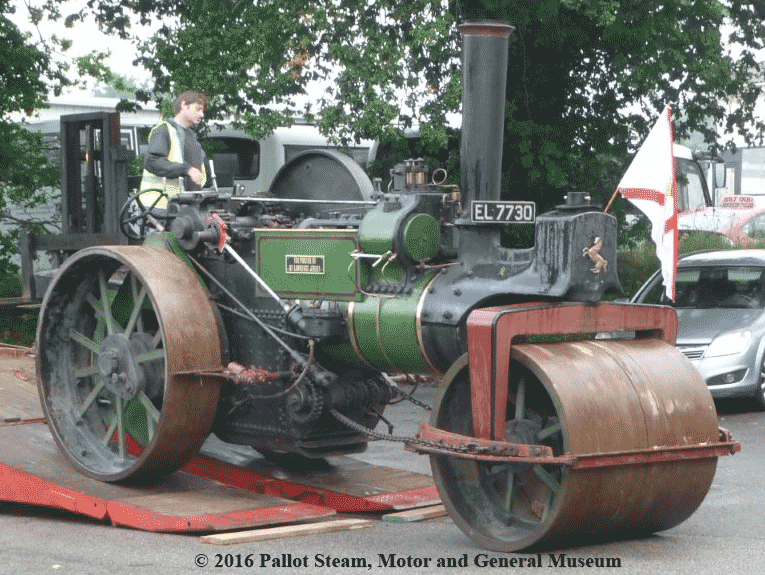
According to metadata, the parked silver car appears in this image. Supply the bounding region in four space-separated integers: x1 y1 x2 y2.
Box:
630 249 765 409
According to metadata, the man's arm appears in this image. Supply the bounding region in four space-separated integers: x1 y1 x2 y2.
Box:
143 124 191 179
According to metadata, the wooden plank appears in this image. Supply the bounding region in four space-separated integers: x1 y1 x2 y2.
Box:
382 504 447 523
200 518 375 545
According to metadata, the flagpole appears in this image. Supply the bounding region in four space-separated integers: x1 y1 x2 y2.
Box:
603 188 620 213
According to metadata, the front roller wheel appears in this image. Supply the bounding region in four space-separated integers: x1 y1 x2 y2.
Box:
431 340 720 552
36 246 222 483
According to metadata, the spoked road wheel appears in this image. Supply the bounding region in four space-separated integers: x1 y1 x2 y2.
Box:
36 246 222 483
431 340 720 552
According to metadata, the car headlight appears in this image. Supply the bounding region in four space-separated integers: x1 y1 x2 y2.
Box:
705 330 752 358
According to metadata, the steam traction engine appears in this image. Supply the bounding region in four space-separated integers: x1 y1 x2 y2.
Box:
35 22 738 552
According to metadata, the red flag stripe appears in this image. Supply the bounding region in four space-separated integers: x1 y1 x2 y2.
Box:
664 212 677 235
618 188 666 205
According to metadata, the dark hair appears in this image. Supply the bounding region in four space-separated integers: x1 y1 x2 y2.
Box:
175 90 208 114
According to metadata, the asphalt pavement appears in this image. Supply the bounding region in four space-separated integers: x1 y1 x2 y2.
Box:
1 381 763 575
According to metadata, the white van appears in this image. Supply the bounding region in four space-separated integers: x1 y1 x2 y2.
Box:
674 143 716 213
719 146 765 206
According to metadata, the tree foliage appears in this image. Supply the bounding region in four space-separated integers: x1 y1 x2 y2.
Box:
1 0 140 281
0 0 68 277
73 0 764 212
16 0 765 219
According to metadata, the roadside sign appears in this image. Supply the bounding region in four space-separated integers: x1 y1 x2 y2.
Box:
721 195 755 208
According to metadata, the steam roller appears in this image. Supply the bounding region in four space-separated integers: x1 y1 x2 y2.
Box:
34 20 738 552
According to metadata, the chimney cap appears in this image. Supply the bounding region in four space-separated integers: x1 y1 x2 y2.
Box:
458 21 515 38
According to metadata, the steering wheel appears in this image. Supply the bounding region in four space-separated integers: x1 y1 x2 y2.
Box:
119 189 173 241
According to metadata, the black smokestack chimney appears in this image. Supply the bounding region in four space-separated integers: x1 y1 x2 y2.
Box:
458 21 514 258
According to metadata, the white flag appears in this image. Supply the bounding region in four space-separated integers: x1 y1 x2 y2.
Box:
617 106 678 301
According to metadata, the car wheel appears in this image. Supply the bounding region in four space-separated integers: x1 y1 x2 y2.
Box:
755 358 765 410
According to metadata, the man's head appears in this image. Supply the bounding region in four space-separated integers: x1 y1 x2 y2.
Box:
174 91 207 128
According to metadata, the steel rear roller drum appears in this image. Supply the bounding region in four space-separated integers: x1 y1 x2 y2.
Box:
430 339 719 552
36 246 222 482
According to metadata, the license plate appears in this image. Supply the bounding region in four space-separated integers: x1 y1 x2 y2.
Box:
471 201 536 223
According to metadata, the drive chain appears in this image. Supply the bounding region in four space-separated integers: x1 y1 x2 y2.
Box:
329 408 474 456
389 385 433 412
331 377 494 456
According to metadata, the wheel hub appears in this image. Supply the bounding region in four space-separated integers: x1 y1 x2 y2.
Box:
98 334 146 401
505 418 541 445
504 418 542 471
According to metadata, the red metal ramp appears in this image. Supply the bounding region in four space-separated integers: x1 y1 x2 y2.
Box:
0 349 438 533
0 349 335 532
0 422 335 532
195 440 440 513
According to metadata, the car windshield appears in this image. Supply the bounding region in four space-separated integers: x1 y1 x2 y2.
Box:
638 266 765 309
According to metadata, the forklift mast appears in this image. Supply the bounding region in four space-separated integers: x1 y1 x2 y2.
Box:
20 112 134 300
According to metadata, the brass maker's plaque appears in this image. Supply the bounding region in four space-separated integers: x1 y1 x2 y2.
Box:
286 255 325 274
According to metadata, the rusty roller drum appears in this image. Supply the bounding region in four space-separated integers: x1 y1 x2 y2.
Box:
430 338 719 552
36 246 222 482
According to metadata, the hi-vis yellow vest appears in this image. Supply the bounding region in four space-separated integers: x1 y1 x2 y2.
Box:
139 121 207 209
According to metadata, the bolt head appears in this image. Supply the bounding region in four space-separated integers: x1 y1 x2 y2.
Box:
98 350 120 377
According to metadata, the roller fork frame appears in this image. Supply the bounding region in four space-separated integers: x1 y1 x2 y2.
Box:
466 302 678 441
410 302 739 467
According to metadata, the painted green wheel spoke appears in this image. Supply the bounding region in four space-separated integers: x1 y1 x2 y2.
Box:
85 293 103 317
101 412 118 446
138 392 161 424
98 271 118 335
115 396 126 458
74 364 99 379
94 316 106 346
533 464 561 495
150 329 163 350
514 377 526 420
540 486 555 523
130 276 145 333
85 295 108 346
123 284 147 336
70 330 101 354
75 380 105 419
504 469 516 514
135 349 164 363
138 392 161 443
538 422 561 441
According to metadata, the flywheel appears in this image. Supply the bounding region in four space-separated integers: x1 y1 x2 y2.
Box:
430 339 720 552
268 149 374 218
36 246 222 482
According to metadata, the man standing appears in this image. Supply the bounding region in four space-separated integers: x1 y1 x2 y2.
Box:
139 91 209 208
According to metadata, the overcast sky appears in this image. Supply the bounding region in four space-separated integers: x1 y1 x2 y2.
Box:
8 0 154 95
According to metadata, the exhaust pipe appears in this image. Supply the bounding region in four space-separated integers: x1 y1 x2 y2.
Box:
457 21 514 258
